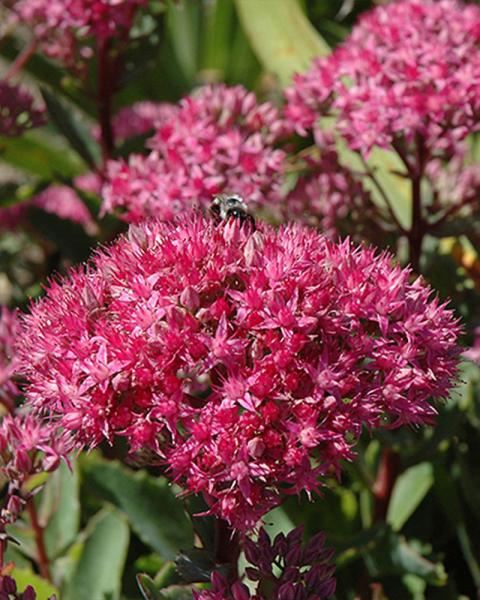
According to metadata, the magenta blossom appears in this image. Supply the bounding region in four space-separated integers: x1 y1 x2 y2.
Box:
285 0 480 158
0 82 45 138
18 214 460 530
102 85 288 222
194 526 335 600
10 0 146 66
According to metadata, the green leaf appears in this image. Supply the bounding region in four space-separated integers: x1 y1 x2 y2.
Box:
41 461 80 560
330 136 411 230
262 505 296 539
10 568 59 600
358 527 447 586
167 0 201 82
0 131 84 178
158 586 196 600
137 574 164 600
41 89 99 170
28 207 94 262
201 0 235 76
81 455 193 559
234 0 330 86
63 508 130 600
387 463 434 532
175 548 216 583
137 575 193 600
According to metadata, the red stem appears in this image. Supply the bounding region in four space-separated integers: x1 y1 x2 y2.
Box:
372 447 401 522
27 498 52 583
3 40 37 82
408 172 424 274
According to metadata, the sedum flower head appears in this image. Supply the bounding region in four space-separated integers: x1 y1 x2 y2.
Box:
194 526 335 600
285 0 480 156
18 214 460 530
10 0 145 66
0 82 45 138
102 85 288 222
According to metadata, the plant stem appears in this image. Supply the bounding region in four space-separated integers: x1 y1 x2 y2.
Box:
360 155 407 235
3 39 37 81
409 171 424 274
214 518 240 581
97 39 115 165
372 447 401 522
26 498 52 583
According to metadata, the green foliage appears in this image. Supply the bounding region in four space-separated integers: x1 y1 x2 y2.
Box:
81 455 193 559
62 508 130 600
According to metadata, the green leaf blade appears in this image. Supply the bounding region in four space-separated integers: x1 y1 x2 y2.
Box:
387 462 434 532
63 508 130 600
234 0 330 86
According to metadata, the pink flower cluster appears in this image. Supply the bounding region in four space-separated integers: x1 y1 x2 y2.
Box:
18 215 460 530
102 85 288 222
0 413 73 528
285 0 480 157
0 82 45 138
0 307 20 410
194 526 335 600
284 142 375 239
10 0 145 65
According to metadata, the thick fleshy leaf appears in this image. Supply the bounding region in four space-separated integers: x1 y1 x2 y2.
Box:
41 461 80 560
201 0 235 75
41 88 99 170
81 456 192 559
234 0 330 86
137 574 164 600
167 0 201 82
387 463 434 532
137 575 194 600
62 508 129 600
0 131 83 178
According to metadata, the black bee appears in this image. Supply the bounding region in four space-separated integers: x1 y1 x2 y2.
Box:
210 193 255 229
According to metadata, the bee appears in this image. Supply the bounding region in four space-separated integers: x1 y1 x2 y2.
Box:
210 193 256 229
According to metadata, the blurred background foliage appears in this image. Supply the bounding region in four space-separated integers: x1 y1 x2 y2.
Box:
1 1 480 599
